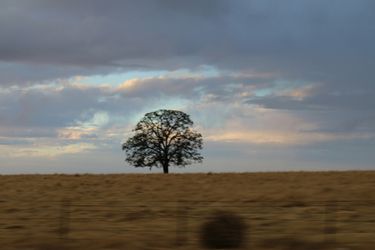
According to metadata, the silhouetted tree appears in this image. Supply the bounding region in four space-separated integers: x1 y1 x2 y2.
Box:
122 109 203 174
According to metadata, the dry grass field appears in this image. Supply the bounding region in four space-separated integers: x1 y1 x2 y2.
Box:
0 171 374 250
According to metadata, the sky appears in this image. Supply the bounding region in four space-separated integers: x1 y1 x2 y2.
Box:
0 0 374 174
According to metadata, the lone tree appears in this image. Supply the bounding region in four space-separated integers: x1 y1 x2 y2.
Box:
122 109 203 174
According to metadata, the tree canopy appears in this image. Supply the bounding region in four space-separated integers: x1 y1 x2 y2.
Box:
122 109 203 173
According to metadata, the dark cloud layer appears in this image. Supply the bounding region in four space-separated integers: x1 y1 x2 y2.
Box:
1 0 374 90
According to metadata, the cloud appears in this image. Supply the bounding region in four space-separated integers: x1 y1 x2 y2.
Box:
57 128 97 140
248 83 375 111
0 1 374 172
246 80 375 136
206 130 372 145
0 142 96 158
0 0 229 84
1 0 374 90
1 69 373 151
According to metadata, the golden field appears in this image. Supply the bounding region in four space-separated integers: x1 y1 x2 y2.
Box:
0 171 374 249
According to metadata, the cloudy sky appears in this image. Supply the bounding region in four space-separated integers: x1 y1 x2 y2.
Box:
0 0 374 174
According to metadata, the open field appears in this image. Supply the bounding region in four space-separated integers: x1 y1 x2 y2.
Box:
0 171 375 249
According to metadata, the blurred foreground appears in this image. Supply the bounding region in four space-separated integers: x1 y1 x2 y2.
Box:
0 171 374 249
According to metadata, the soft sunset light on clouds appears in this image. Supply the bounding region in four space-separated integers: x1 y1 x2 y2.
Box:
0 0 374 173
0 142 96 158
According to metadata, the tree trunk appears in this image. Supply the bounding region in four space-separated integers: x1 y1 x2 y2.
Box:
162 149 169 174
163 164 169 174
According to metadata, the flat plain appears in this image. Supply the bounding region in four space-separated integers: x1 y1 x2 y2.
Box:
0 171 374 249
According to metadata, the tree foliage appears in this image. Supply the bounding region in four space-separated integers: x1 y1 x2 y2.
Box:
122 109 203 173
